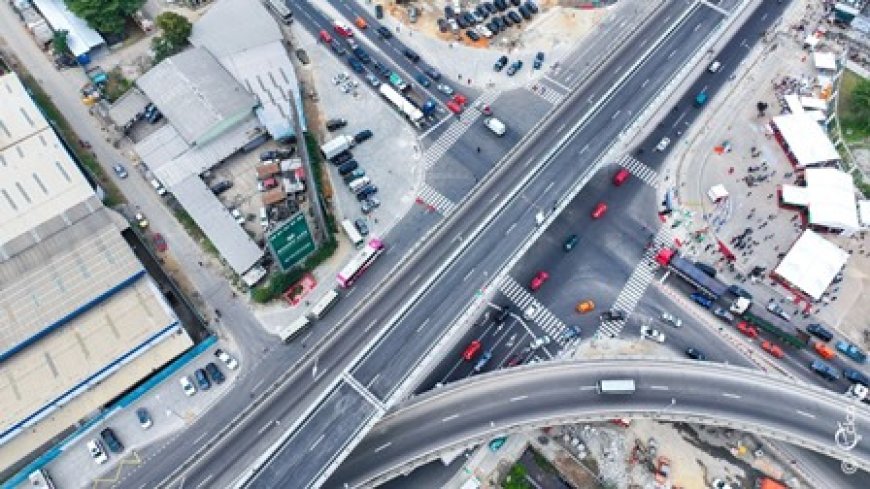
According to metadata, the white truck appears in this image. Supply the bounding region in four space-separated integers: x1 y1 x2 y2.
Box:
320 134 356 160
483 117 506 136
597 379 636 394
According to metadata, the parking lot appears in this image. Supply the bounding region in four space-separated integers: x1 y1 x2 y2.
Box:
44 347 241 488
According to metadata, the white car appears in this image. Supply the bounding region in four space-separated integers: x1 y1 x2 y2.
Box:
529 335 551 349
655 137 671 152
180 376 197 396
661 312 682 328
708 60 722 73
640 325 666 343
230 208 245 225
87 439 109 464
215 348 239 370
436 83 454 95
523 304 538 320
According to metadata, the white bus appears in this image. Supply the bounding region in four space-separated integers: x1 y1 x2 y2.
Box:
597 379 636 395
266 0 293 24
308 289 340 320
279 316 311 343
341 219 364 248
337 238 385 288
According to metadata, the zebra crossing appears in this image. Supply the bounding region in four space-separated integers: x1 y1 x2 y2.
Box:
417 182 457 216
526 81 566 106
422 91 500 170
615 154 661 188
597 226 677 338
499 276 570 346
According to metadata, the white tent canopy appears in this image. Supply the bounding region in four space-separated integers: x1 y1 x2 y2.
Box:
774 230 848 300
782 168 860 234
771 113 840 168
813 51 837 71
707 184 729 202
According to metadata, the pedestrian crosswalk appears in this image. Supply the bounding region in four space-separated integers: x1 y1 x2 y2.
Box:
615 154 661 188
417 182 457 216
526 81 566 106
499 276 570 346
597 226 676 338
422 91 500 170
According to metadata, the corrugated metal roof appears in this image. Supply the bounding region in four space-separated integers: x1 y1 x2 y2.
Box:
189 0 283 58
32 0 104 57
136 48 257 145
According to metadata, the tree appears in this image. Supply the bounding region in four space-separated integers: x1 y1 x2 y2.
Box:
151 36 176 63
52 30 70 56
66 0 145 34
155 12 192 47
852 79 870 128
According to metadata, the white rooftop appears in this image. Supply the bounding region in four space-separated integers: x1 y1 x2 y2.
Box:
0 73 95 249
32 0 104 57
771 113 840 167
859 200 870 227
774 230 848 300
781 168 860 234
813 51 838 71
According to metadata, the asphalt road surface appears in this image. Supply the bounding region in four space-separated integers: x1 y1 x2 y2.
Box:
331 359 870 487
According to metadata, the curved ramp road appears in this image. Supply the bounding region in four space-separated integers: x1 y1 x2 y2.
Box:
331 359 870 487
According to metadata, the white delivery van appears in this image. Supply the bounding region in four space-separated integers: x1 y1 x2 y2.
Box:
483 117 506 136
348 176 371 193
597 379 636 394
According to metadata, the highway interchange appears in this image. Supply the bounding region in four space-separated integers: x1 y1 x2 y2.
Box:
20 0 863 487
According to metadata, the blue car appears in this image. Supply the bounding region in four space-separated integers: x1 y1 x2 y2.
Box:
561 325 581 341
415 73 431 87
348 57 364 73
690 292 713 308
474 349 493 372
836 340 867 364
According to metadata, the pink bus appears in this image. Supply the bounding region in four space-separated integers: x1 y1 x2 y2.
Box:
336 238 385 288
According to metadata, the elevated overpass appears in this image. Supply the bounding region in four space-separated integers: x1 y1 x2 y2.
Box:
329 359 870 487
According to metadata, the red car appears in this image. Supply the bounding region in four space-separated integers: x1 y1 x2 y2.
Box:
319 30 333 43
462 340 482 361
736 321 758 338
613 168 630 186
452 93 468 106
761 340 784 359
591 202 608 219
447 100 463 114
152 233 167 252
529 271 549 292
334 22 353 37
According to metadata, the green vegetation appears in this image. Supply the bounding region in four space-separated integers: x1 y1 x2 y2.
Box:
103 67 133 103
172 209 217 255
65 0 145 35
21 75 122 207
251 236 337 303
305 133 339 235
838 70 870 143
152 12 192 62
531 449 556 474
503 464 531 489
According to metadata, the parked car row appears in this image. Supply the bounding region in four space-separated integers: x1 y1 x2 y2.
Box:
437 0 539 42
179 350 236 397
328 135 381 214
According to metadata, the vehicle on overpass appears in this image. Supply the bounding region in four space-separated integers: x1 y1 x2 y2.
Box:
597 379 636 394
337 238 386 288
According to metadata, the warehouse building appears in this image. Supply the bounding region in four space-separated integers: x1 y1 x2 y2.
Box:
0 73 192 472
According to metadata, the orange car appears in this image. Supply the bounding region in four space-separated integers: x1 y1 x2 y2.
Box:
736 321 758 338
576 300 595 314
814 341 836 360
354 16 368 29
761 341 784 359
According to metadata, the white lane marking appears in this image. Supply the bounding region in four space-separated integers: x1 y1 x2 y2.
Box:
543 181 555 193
761 13 768 21
649 385 669 391
366 373 380 389
192 433 208 446
442 414 459 422
345 287 356 298
510 395 528 402
409 273 422 286
374 442 392 453
579 143 590 154
365 320 377 332
258 421 273 435
579 385 596 391
251 378 265 392
505 223 517 235
722 392 741 399
694 23 702 32
194 475 214 489
489 192 501 203
309 434 325 451
641 78 650 88
416 317 431 333
611 110 621 119
462 268 475 282
796 410 816 419
668 49 677 59
557 123 567 133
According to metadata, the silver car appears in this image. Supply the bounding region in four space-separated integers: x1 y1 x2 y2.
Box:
436 83 454 95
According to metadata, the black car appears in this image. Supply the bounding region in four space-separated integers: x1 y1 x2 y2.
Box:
494 0 508 11
444 6 455 17
457 15 469 28
195 368 211 390
487 20 500 34
325 118 347 131
425 68 441 80
727 284 753 299
355 129 373 143
502 14 514 27
348 57 364 73
685 347 707 361
100 428 124 453
352 47 370 63
493 55 508 71
403 48 420 62
807 323 834 342
372 61 391 78
845 369 870 386
463 12 476 25
331 151 353 165
376 26 392 39
507 10 522 24
209 180 233 195
466 29 480 41
695 262 717 278
375 4 384 19
338 160 359 175
525 0 539 14
518 4 531 19
330 39 346 55
205 362 225 385
510 0 521 6
495 15 507 30
437 18 448 32
506 59 523 76
354 218 370 236
356 184 379 200
533 51 544 69
601 309 625 321
260 150 279 161
475 5 489 19
484 2 498 14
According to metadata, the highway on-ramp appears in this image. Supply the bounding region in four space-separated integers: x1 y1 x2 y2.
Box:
331 358 870 487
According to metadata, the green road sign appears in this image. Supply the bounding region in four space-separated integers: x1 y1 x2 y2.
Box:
268 213 315 271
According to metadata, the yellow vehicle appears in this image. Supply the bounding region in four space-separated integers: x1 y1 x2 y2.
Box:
576 300 595 314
